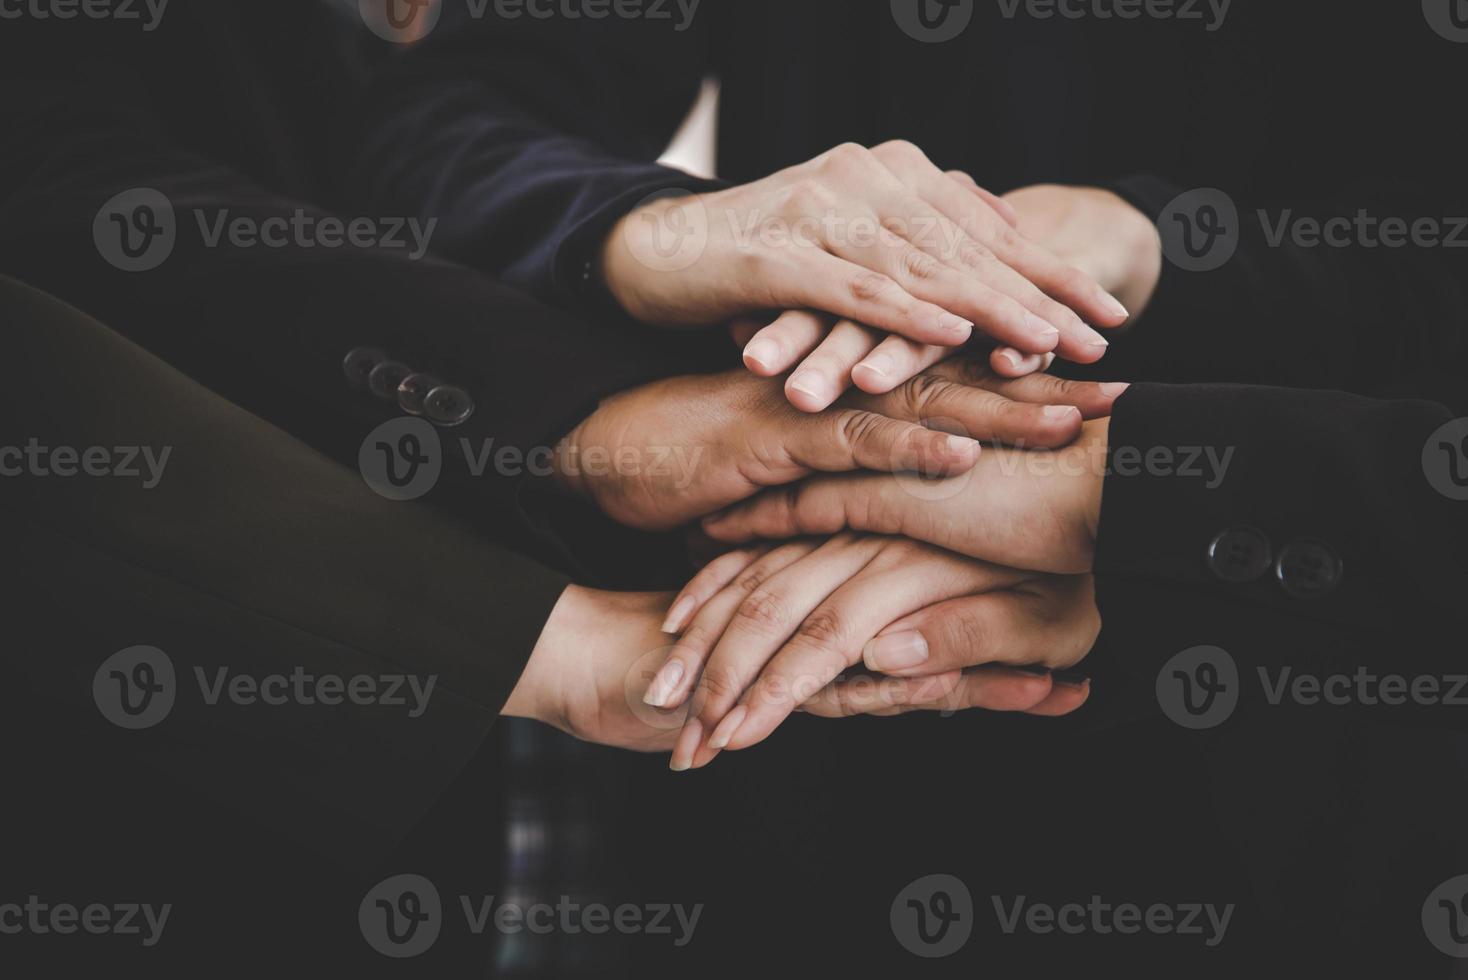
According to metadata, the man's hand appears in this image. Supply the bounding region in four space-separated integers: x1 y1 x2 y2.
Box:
554 361 1124 532
1003 184 1163 322
603 142 1129 370
701 416 1113 574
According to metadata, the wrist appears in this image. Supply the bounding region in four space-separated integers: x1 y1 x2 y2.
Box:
504 584 604 727
1100 191 1163 319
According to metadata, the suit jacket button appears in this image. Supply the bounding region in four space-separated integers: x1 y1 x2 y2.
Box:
368 360 414 400
1206 526 1272 583
396 373 443 416
1275 539 1342 599
342 347 387 388
425 385 475 427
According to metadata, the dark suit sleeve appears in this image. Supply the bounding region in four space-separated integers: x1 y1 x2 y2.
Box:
348 6 724 313
1091 379 1468 728
1094 173 1468 399
0 51 728 567
0 273 565 866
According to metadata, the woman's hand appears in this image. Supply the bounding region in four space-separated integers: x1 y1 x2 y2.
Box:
646 536 1099 771
603 142 1129 404
1003 184 1164 322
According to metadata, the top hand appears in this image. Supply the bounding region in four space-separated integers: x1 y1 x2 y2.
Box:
602 142 1130 387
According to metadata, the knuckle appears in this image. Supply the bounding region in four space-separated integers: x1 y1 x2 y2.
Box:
698 667 740 703
835 409 889 455
956 239 997 269
821 142 872 173
847 269 899 305
736 589 792 632
794 607 849 650
899 247 943 282
872 139 924 164
901 372 949 415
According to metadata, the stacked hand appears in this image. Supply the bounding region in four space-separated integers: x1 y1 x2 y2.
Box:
519 156 1161 763
604 143 1132 410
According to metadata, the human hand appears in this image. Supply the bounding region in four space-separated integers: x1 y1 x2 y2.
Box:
554 362 1123 532
602 142 1129 378
1003 184 1163 323
645 536 1097 771
798 575 1098 720
700 416 1113 574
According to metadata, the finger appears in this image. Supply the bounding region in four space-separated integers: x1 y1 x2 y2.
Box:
851 334 949 395
785 319 882 412
785 406 983 477
870 373 1086 449
946 170 1019 228
803 666 1054 717
662 545 771 635
867 142 1113 357
743 310 830 377
720 544 1013 753
799 670 965 718
1017 673 1093 716
990 346 1047 378
984 373 1129 421
866 578 1100 677
994 229 1132 329
825 216 1062 356
687 534 888 766
921 358 1127 420
770 247 975 347
644 541 817 710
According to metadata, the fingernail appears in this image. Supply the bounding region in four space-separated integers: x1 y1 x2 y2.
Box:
1087 333 1110 350
788 370 827 401
1053 670 1090 688
856 354 892 379
661 595 696 635
644 659 686 708
670 719 703 771
1025 314 1060 346
707 705 748 751
1042 405 1080 421
1100 382 1131 399
1104 296 1130 320
945 434 980 459
864 631 930 672
998 348 1024 370
743 339 780 372
936 314 974 340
